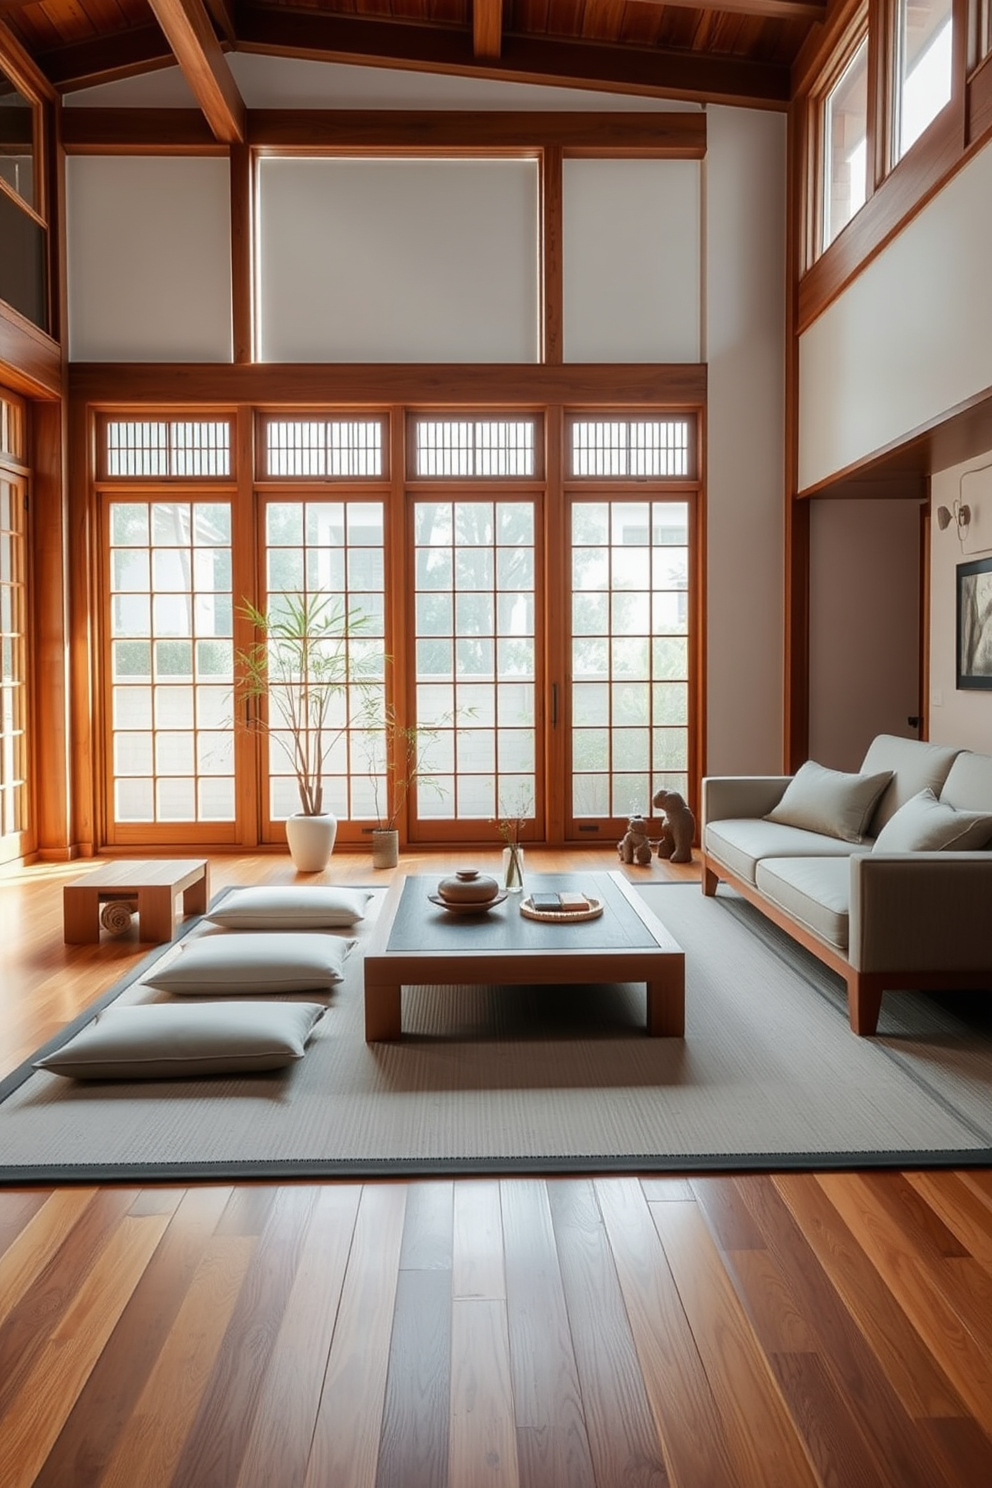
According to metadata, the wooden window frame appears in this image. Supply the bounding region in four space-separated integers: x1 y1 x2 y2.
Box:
806 6 873 271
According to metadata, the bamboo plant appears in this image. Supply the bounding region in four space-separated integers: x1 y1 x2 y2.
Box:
236 593 374 817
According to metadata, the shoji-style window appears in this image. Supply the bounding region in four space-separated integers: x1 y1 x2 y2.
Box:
260 497 386 832
407 416 540 838
0 421 29 865
99 418 236 843
566 416 696 833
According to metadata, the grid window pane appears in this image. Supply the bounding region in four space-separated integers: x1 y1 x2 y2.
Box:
263 498 386 821
107 499 234 823
412 498 536 825
0 475 27 846
571 499 690 821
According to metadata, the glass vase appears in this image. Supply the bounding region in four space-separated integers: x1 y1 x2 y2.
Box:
502 844 525 892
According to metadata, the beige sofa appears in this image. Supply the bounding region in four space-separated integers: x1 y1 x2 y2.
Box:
701 734 992 1034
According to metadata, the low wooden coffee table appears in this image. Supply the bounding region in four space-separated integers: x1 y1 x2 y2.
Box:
363 869 684 1041
63 859 210 944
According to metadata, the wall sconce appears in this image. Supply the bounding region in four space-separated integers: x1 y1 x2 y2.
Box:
936 498 971 543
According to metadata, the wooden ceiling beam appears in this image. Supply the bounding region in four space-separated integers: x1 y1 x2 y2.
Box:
237 8 790 106
0 13 58 102
473 0 503 61
145 0 245 143
626 0 826 20
37 26 176 92
61 107 707 154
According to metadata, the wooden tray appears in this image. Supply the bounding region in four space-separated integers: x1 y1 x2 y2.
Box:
518 895 604 923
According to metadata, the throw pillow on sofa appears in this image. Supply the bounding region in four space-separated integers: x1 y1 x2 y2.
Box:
872 787 992 853
765 760 893 843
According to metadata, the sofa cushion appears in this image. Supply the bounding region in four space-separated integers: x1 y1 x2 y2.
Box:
764 760 892 843
938 750 992 816
143 932 353 995
859 734 961 833
705 818 865 886
872 788 992 853
754 857 851 951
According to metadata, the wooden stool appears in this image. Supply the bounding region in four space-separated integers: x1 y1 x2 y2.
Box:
63 859 210 944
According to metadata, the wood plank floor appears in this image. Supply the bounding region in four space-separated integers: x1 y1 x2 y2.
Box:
1 849 991 1487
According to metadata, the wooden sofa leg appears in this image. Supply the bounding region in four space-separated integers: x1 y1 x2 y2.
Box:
702 863 720 897
847 972 884 1036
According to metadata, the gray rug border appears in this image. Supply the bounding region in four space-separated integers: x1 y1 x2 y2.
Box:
3 883 991 1184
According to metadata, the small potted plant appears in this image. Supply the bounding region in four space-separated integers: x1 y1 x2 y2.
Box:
236 593 375 871
362 704 446 868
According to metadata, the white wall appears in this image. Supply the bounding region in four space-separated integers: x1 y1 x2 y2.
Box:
257 158 539 363
66 156 232 362
808 499 921 769
704 105 787 773
798 136 992 492
562 159 700 362
929 450 992 750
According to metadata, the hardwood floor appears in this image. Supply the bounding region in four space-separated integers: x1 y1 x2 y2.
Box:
1 850 991 1487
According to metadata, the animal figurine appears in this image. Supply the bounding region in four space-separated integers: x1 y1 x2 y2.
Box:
652 788 695 864
618 814 653 866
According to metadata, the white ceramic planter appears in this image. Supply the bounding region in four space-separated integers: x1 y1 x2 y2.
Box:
285 812 338 872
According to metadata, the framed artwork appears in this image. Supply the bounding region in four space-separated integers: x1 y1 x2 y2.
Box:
956 556 992 689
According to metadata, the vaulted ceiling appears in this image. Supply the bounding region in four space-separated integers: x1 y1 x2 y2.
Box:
1 0 825 129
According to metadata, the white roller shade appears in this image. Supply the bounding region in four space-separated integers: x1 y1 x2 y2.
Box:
257 157 539 363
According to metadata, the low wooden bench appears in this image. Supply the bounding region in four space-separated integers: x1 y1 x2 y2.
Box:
63 859 210 944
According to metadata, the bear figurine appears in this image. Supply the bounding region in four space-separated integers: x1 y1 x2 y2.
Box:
617 814 653 866
652 789 695 864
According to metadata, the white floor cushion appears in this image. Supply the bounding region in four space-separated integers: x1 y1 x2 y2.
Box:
144 932 353 994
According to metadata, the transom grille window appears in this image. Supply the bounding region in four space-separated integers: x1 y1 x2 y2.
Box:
412 499 536 825
263 500 386 825
107 501 235 825
105 421 232 479
569 419 690 478
570 500 689 820
413 419 537 478
264 419 384 479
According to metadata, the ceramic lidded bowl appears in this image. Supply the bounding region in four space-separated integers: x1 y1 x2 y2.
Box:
436 868 500 906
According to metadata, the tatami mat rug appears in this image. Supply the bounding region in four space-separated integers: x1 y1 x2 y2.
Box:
2 883 991 1182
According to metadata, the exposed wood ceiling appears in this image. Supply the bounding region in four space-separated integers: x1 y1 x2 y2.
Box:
0 0 826 127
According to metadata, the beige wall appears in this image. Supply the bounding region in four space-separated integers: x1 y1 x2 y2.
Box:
704 105 787 773
929 451 992 749
808 499 921 770
66 156 233 362
798 136 992 493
